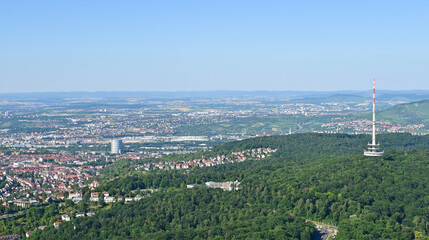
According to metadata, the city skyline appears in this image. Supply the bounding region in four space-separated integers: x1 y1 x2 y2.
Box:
1 1 428 92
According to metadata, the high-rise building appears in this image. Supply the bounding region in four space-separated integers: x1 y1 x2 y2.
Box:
111 139 123 154
364 78 384 157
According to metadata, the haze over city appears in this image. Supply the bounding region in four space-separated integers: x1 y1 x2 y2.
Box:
1 1 428 93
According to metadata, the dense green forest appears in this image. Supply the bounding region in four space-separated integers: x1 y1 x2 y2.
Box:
3 133 429 239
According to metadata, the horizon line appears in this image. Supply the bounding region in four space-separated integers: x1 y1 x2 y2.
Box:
1 89 429 95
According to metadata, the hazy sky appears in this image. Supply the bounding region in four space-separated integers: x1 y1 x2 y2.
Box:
1 1 428 92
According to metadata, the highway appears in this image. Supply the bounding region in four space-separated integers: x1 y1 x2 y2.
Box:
292 123 303 134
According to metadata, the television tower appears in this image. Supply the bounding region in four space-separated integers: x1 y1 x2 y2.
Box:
364 78 384 157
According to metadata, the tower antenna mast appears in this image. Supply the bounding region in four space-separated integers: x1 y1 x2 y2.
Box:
364 78 384 157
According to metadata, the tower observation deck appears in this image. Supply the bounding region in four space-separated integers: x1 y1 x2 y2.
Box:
364 78 384 157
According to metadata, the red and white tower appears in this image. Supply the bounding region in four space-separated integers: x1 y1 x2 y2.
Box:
364 78 384 157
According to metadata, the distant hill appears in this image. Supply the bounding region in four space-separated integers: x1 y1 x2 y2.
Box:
377 92 429 102
289 94 367 104
378 99 429 124
354 99 429 126
1 90 429 101
324 94 368 103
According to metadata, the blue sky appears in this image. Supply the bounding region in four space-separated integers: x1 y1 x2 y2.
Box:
1 1 428 92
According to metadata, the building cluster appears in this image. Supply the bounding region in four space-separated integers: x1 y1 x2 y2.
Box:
0 108 234 149
0 98 384 151
4 187 154 238
64 188 151 205
135 147 278 171
0 145 276 203
0 234 21 240
187 180 241 191
0 152 101 200
321 120 426 135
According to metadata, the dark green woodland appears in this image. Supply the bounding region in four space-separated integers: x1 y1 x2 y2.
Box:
2 133 429 239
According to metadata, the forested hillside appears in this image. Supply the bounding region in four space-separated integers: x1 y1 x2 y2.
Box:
354 99 429 126
24 133 429 239
379 99 429 124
